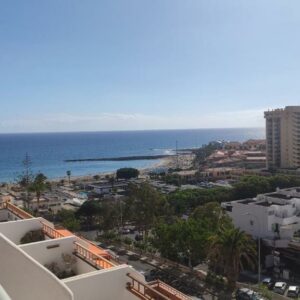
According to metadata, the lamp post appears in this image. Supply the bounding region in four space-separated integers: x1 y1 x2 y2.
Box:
243 212 261 284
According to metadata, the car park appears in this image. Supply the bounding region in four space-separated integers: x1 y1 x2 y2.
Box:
287 286 300 298
261 277 274 290
236 288 265 300
273 282 288 295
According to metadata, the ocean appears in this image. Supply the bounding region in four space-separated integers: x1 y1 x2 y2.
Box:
0 128 265 183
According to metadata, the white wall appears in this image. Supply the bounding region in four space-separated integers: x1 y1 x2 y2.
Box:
0 218 42 244
75 257 96 274
20 237 75 270
0 209 22 222
230 202 270 238
64 265 144 300
20 237 96 276
0 233 74 300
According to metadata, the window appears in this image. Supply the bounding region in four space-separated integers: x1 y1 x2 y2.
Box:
250 220 254 226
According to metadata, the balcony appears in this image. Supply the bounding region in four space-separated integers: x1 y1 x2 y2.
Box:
0 202 192 300
126 273 192 300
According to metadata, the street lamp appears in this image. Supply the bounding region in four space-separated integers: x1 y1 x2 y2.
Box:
243 212 261 284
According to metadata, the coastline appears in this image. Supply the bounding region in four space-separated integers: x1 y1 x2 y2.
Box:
47 153 195 184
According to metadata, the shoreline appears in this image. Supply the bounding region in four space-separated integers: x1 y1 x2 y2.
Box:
46 153 195 184
0 153 196 185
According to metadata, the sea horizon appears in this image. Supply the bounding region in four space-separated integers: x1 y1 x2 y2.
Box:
0 128 265 183
0 126 264 135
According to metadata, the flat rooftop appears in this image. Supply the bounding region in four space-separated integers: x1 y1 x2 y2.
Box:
266 193 300 200
238 199 257 205
255 201 285 207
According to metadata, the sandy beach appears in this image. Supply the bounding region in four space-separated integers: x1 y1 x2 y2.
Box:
48 153 196 184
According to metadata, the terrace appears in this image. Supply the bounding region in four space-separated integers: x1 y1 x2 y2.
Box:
0 201 192 300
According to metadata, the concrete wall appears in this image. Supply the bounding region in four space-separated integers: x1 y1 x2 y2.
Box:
0 233 73 300
230 202 270 238
64 265 144 300
20 237 75 271
0 209 22 222
20 237 95 276
75 256 96 275
0 218 42 244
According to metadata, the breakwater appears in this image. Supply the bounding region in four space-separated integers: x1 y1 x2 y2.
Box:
65 154 175 162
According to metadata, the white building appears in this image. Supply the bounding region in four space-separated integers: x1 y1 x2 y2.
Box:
222 188 300 249
0 202 190 300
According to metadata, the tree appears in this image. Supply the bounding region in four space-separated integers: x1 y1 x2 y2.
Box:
17 153 34 209
152 203 229 268
116 168 139 180
29 173 48 210
208 225 257 299
76 200 101 229
66 170 71 185
191 202 231 232
125 183 169 237
57 209 80 232
93 174 100 181
168 188 233 215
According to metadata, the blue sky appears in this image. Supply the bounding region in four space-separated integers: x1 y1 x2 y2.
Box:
0 0 299 132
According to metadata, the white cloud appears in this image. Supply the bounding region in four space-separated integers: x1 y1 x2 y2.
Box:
0 109 265 133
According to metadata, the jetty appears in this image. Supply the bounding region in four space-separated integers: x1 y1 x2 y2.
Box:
64 154 175 163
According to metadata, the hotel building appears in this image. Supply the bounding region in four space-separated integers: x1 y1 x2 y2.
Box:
264 106 300 169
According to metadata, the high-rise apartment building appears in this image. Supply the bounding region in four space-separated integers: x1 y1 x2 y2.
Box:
264 106 300 169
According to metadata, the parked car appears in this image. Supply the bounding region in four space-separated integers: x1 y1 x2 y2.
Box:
287 286 300 298
236 288 265 300
116 248 127 255
119 228 130 234
273 282 288 295
261 277 274 290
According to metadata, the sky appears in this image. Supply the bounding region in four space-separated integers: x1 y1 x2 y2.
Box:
0 0 299 133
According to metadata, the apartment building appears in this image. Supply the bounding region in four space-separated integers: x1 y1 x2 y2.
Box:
0 202 191 300
222 188 300 249
264 106 300 169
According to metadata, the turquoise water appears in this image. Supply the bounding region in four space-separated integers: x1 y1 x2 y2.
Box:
0 128 264 182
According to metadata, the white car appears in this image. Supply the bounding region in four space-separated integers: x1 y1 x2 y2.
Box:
236 288 265 300
273 282 287 295
287 286 300 298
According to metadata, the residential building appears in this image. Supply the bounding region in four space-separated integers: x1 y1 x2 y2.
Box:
222 188 300 249
264 106 300 169
0 201 191 300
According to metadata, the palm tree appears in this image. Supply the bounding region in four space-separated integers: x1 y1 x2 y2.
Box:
208 225 257 299
29 173 47 211
66 170 71 185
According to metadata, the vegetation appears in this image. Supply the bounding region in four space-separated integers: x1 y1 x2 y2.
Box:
76 199 122 231
29 173 48 209
124 183 169 236
208 226 256 299
93 174 100 180
193 142 221 167
55 173 300 293
167 174 300 215
20 229 45 244
116 167 139 180
17 153 34 208
152 202 230 266
66 170 71 185
57 209 80 232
